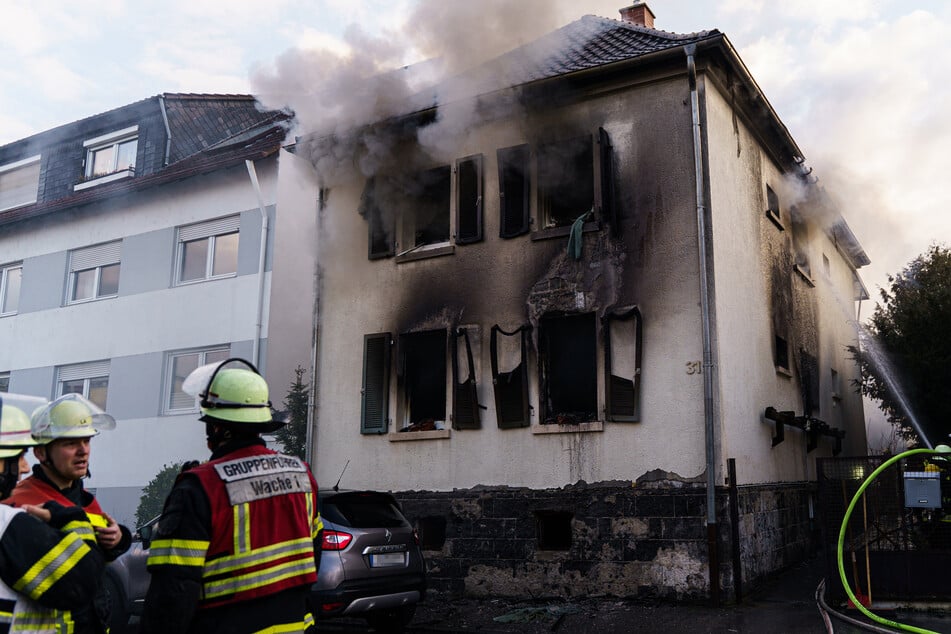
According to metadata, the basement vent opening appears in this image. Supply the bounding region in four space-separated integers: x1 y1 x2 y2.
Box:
417 516 447 551
539 312 598 425
535 510 573 551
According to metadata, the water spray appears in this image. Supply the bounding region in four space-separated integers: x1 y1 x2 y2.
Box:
837 445 951 633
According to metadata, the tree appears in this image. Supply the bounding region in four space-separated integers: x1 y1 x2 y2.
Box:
274 365 309 460
850 244 951 447
135 462 186 528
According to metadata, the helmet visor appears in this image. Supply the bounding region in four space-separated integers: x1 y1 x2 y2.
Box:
31 393 116 441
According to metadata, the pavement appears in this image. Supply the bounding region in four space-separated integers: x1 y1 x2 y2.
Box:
378 553 951 633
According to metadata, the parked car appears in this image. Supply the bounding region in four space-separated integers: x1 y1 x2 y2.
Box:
102 515 159 633
312 489 427 630
100 489 426 632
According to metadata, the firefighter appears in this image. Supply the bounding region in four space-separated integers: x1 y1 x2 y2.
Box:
6 393 131 633
0 393 106 633
140 358 322 634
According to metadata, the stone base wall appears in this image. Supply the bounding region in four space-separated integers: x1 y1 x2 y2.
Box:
395 480 815 602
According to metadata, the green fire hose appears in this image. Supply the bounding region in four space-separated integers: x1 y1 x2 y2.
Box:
837 446 951 633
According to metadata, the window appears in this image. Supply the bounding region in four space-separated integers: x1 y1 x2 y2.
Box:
537 135 594 229
0 155 40 212
362 178 394 259
455 155 483 244
604 306 642 422
538 313 597 424
765 184 783 230
498 144 530 238
83 126 137 180
361 333 392 434
490 324 531 428
831 368 841 402
1 263 22 315
791 206 812 282
774 334 790 373
67 241 121 303
397 329 447 429
800 350 819 415
0 373 9 392
398 166 451 255
165 347 230 412
451 327 480 429
176 215 240 283
57 361 109 410
535 510 572 551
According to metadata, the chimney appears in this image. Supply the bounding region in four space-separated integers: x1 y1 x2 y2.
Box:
619 2 656 29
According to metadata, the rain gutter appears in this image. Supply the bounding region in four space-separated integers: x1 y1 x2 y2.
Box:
158 95 172 166
686 42 721 606
245 159 269 370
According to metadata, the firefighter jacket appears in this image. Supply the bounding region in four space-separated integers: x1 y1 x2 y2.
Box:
0 501 105 634
141 438 322 634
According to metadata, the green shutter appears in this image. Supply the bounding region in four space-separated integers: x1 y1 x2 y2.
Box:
452 328 481 429
361 333 391 434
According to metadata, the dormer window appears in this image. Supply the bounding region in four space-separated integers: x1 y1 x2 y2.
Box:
75 126 138 190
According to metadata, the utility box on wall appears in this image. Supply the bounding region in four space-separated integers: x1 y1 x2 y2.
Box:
903 471 942 509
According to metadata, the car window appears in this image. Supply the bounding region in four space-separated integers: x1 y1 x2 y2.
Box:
321 493 410 529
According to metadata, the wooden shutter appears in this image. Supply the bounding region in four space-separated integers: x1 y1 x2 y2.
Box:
361 333 391 434
603 306 642 422
490 324 531 428
598 127 617 236
497 144 530 238
452 328 481 429
455 155 483 244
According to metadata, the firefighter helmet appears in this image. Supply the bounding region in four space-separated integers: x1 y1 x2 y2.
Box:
0 393 48 458
184 358 283 430
31 393 116 444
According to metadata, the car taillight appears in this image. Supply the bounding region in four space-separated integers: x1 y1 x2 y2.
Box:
320 601 345 613
413 528 420 545
322 530 353 551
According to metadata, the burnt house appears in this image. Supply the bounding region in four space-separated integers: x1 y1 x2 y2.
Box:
0 94 290 525
276 4 870 600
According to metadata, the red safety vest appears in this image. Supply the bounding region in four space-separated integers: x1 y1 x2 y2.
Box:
6 476 109 531
191 445 318 609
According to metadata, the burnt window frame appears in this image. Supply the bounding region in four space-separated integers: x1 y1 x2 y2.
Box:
536 134 595 231
397 165 452 256
497 144 530 238
451 327 481 429
361 332 392 434
765 184 784 230
363 178 395 260
603 306 642 422
397 328 448 429
455 154 483 245
490 324 532 429
774 334 790 375
537 312 599 425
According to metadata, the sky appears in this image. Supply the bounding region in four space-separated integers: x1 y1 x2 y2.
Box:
1 0 948 314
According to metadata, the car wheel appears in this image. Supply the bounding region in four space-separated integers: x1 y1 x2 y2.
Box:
102 574 130 634
365 605 416 632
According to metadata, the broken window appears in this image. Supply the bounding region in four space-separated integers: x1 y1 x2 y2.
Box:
398 329 447 429
452 327 481 429
535 510 572 551
361 332 392 434
799 349 820 416
497 144 530 238
765 184 783 230
537 135 594 229
455 155 483 244
398 166 451 254
598 127 618 235
774 334 789 373
790 206 812 280
603 306 642 422
362 178 394 259
490 324 531 428
539 313 598 425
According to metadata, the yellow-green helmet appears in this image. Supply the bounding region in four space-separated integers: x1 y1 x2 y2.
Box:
0 393 48 458
31 393 116 444
185 358 282 430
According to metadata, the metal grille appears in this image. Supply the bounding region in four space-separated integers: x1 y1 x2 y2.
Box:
818 456 951 603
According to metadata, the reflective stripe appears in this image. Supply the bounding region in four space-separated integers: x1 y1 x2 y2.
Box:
14 532 87 598
202 538 314 577
11 607 73 633
148 539 209 567
203 556 315 600
233 503 250 554
253 612 314 634
60 521 96 543
313 512 323 538
85 513 108 529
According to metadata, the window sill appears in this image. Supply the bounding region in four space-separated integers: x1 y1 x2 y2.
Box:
74 169 134 191
530 221 599 242
395 243 454 263
389 429 451 442
794 264 815 287
531 421 604 435
65 294 118 306
0 199 36 213
775 366 793 378
765 209 784 231
175 272 238 287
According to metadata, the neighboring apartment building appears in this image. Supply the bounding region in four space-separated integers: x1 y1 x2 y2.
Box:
0 93 291 526
278 4 871 600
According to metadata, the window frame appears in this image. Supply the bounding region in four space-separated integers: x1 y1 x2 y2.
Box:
1 262 23 316
454 154 484 245
396 165 452 257
0 155 41 212
175 215 241 285
66 241 121 305
164 346 231 414
603 306 642 422
0 373 9 393
56 360 110 411
537 312 599 425
396 328 448 430
82 126 138 181
497 144 531 239
535 134 595 231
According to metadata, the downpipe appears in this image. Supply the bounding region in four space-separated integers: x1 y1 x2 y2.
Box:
686 43 721 605
246 160 269 369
